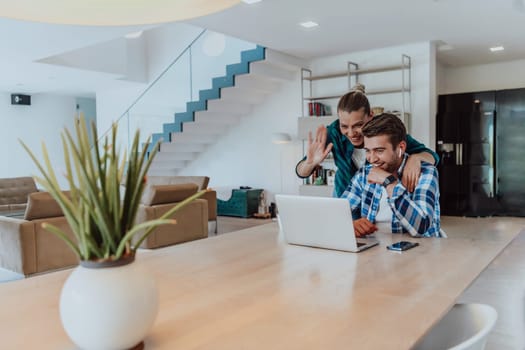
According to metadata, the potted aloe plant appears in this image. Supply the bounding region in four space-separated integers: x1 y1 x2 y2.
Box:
20 117 205 350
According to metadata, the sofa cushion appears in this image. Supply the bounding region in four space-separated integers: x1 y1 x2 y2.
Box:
24 191 65 220
143 183 198 206
0 177 38 205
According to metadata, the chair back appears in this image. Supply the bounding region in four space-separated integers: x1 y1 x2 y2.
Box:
414 303 497 350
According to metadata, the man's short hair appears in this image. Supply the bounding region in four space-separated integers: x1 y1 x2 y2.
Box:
361 113 407 148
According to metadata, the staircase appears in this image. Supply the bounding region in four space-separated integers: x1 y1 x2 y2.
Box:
147 46 304 176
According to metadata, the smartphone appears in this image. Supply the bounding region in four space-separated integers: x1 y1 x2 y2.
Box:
387 241 419 252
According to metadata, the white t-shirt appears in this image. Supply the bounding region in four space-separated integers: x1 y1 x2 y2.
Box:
375 187 393 224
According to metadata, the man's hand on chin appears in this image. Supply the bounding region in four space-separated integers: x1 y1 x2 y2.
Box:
367 167 391 185
354 218 378 237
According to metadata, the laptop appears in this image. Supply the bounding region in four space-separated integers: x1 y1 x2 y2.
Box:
275 194 379 252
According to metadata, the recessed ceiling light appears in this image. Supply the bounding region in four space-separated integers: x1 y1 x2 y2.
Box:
490 46 504 52
241 0 262 4
299 21 319 29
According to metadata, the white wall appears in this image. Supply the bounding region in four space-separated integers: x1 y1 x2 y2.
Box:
76 97 97 144
438 58 525 94
0 92 76 188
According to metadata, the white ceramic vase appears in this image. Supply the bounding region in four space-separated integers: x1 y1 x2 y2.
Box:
60 255 158 350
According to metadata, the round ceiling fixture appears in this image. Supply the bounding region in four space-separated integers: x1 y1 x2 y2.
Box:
0 0 241 26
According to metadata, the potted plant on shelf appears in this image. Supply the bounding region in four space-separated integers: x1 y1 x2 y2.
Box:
20 117 205 350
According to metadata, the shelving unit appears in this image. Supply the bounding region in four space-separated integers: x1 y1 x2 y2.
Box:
298 55 412 197
300 54 411 119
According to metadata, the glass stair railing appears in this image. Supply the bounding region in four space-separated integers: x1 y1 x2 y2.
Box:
99 29 265 158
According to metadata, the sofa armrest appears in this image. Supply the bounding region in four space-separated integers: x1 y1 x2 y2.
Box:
0 217 33 275
139 199 208 248
0 215 77 276
201 190 217 221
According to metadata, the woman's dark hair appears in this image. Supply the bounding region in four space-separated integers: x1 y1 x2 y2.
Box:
361 113 407 148
336 83 370 115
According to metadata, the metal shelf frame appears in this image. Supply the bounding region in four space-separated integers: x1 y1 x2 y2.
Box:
300 54 412 118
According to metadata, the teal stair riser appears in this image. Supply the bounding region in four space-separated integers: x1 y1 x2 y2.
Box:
241 46 265 63
148 134 163 155
226 62 249 76
199 88 220 101
212 76 234 89
147 45 265 155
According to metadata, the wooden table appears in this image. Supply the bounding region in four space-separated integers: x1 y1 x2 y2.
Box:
0 222 520 349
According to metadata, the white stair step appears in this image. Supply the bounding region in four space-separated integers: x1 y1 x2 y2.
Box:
194 111 242 125
249 61 296 82
206 100 253 114
149 160 187 169
264 49 306 71
233 74 280 93
220 86 267 104
154 152 197 161
170 133 217 144
182 122 229 135
160 142 207 153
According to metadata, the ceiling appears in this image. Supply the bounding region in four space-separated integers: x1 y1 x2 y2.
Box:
190 0 525 65
1 0 524 96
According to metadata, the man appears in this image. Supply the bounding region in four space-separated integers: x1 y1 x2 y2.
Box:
341 113 441 238
295 85 438 197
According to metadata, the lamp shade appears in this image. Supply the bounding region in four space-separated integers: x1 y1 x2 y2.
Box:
0 0 241 26
272 132 292 144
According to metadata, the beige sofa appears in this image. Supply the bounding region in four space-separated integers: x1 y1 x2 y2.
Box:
136 183 208 249
0 191 78 276
0 176 38 216
147 176 217 233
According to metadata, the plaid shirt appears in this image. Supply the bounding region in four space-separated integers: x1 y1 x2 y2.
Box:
341 154 441 237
